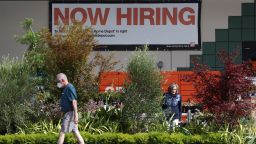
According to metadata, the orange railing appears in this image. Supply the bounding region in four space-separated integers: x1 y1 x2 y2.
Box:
99 71 197 102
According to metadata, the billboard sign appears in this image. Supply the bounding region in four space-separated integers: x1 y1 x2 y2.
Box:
50 2 201 50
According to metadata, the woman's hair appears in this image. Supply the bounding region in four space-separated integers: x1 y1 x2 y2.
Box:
168 83 179 94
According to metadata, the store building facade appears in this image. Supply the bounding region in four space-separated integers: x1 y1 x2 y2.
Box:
0 0 255 71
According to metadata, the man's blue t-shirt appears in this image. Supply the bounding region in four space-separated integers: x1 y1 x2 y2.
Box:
61 83 77 112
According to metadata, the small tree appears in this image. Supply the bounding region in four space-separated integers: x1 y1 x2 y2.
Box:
41 24 98 103
16 19 62 122
17 18 48 86
121 46 162 133
188 50 255 128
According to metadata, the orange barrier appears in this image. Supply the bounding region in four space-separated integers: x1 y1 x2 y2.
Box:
99 71 197 103
99 71 220 101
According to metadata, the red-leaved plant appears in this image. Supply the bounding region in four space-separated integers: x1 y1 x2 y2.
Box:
188 50 255 128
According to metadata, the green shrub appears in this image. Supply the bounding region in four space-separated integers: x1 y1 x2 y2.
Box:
117 133 135 143
78 109 121 134
16 120 61 134
201 132 224 144
0 132 226 144
0 57 37 134
16 18 61 122
0 133 58 144
121 46 163 133
133 133 149 144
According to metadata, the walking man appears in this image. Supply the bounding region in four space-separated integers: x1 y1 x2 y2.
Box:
56 73 84 144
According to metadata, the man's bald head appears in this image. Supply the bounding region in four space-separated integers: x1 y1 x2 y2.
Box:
56 73 68 82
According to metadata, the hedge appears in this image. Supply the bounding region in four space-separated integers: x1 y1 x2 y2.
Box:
0 132 225 144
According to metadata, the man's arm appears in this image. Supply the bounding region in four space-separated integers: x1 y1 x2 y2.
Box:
72 100 78 124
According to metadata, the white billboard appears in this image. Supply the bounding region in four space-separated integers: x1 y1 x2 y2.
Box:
50 3 200 49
